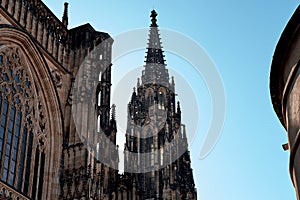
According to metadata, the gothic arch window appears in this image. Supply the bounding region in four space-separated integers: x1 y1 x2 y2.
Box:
98 69 102 81
158 87 167 110
97 89 102 107
158 91 164 110
96 76 102 133
97 115 101 133
0 45 47 198
145 88 154 108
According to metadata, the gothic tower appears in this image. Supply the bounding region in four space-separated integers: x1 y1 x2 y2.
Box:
60 12 118 200
122 10 197 200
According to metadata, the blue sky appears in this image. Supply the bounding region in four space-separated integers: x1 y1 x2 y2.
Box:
45 1 299 199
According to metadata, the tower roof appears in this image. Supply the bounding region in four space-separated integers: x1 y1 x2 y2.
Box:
141 10 169 86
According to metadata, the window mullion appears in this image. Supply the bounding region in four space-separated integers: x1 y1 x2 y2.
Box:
1 102 13 182
0 100 10 180
9 108 21 186
5 105 16 184
15 110 25 189
0 96 4 165
23 129 33 195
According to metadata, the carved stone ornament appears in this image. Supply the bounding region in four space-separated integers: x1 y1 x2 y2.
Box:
0 45 47 146
51 69 62 88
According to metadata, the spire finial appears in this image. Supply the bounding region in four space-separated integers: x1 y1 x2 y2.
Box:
62 2 69 27
182 124 187 140
111 104 116 120
137 78 140 88
131 87 137 102
177 101 181 113
150 9 158 27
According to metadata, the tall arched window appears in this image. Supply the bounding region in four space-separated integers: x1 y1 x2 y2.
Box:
158 90 164 110
146 89 154 109
0 45 46 198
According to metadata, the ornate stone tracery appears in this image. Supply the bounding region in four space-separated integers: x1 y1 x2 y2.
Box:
0 45 47 145
0 44 48 198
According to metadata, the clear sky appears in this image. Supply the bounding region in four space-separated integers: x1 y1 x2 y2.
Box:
45 1 299 199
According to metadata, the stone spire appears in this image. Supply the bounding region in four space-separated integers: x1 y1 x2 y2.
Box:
141 10 169 86
123 10 197 199
62 2 69 27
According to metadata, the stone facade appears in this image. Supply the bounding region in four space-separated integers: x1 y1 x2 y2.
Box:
270 4 300 200
0 1 196 199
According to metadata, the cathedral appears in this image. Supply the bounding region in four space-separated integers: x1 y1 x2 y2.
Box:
0 1 196 199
